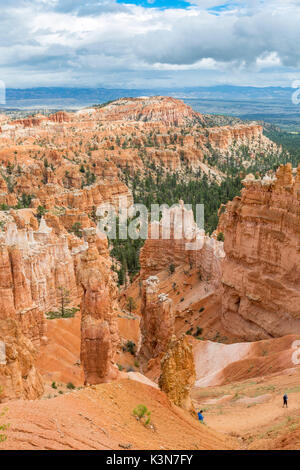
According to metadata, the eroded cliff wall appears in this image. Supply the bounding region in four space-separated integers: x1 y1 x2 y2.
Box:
0 218 81 400
219 164 300 340
138 202 225 370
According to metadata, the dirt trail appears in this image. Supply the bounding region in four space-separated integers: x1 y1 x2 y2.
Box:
192 367 300 449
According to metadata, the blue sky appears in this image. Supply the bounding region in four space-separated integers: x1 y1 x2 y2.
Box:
118 0 191 8
0 0 300 89
118 1 232 10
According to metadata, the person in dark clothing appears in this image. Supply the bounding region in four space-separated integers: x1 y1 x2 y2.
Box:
283 394 288 408
197 410 204 422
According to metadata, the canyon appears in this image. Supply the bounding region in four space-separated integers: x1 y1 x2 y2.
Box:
0 96 299 450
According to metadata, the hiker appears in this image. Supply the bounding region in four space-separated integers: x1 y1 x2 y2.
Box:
283 394 288 408
197 410 204 423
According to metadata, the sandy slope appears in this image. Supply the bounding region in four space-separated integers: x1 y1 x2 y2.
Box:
36 314 84 386
192 361 300 450
0 379 235 450
193 335 300 387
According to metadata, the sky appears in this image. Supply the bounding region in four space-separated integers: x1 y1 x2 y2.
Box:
1 0 300 88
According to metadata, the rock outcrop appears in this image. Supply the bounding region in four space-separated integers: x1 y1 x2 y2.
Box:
207 124 264 150
0 218 81 400
96 96 204 126
137 202 225 369
140 200 225 285
139 276 174 365
0 96 282 401
0 220 79 344
158 335 196 412
0 318 44 400
77 228 120 384
219 163 300 340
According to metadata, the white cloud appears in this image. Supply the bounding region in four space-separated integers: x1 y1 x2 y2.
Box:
0 0 300 88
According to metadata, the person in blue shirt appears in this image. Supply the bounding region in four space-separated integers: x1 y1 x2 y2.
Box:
197 410 204 422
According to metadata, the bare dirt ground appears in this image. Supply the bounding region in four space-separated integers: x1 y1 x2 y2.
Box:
36 313 84 387
0 379 235 450
36 312 142 394
3 324 300 450
192 365 300 449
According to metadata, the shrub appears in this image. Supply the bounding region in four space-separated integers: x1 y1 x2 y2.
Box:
16 193 34 209
0 399 9 443
37 205 47 221
169 263 175 274
70 222 82 238
126 297 136 313
217 232 225 242
125 340 136 356
194 326 203 337
66 382 75 390
46 307 79 320
133 404 151 426
51 381 57 389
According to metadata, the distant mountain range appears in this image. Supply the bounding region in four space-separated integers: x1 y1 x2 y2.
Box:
1 86 300 130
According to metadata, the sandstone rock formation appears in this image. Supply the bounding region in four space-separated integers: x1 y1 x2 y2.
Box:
77 228 120 384
140 200 225 286
158 335 196 412
95 96 204 126
137 202 225 369
207 123 264 150
0 97 276 197
0 96 282 401
0 218 82 400
0 318 44 400
139 276 174 365
219 163 300 340
0 220 79 342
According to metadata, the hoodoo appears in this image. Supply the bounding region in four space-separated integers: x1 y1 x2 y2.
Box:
159 335 196 412
78 228 120 384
